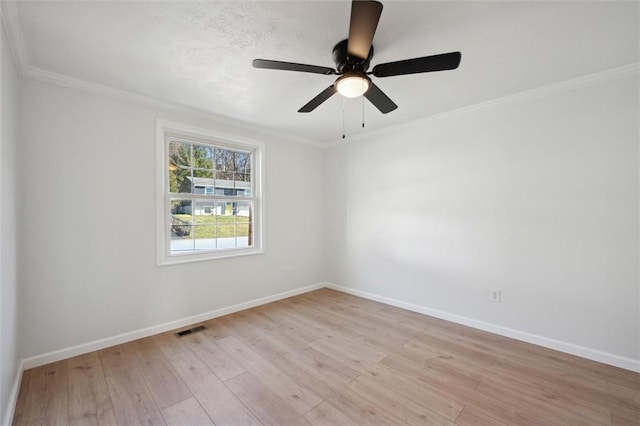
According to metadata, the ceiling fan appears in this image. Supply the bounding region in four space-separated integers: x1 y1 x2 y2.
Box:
252 0 461 114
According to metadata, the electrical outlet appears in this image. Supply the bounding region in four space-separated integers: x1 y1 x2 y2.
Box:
490 288 501 303
284 266 292 277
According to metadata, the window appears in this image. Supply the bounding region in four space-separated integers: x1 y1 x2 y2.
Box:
157 120 263 265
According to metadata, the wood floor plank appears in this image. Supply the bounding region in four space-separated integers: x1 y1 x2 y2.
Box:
256 303 327 343
127 337 166 365
481 363 612 424
167 350 261 426
105 368 166 426
348 375 457 425
11 368 31 426
275 299 337 337
128 337 193 409
279 346 360 388
381 352 483 391
269 355 407 426
377 355 555 426
610 404 640 426
215 311 291 360
161 397 214 426
454 405 511 426
366 362 466 421
608 381 640 405
12 289 640 426
152 329 194 358
293 293 411 348
404 337 497 367
187 335 246 381
68 379 117 426
18 361 69 426
225 372 310 426
200 317 234 340
505 339 636 390
252 304 317 346
304 401 358 426
327 387 407 425
314 334 387 365
491 356 629 413
97 343 136 376
301 291 433 344
137 359 193 410
475 376 608 426
67 352 117 425
235 308 310 351
217 335 323 415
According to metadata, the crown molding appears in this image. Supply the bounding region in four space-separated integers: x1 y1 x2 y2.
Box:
325 62 640 148
23 66 324 148
17 60 640 151
0 0 29 72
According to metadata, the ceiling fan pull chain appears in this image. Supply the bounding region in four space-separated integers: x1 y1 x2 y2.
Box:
342 97 346 139
362 81 365 128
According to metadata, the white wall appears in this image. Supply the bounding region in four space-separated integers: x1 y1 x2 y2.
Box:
325 72 639 365
0 15 21 426
19 78 325 359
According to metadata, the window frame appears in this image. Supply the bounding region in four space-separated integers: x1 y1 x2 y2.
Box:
156 120 264 265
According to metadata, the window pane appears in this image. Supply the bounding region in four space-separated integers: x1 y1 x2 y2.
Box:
193 144 214 170
215 148 233 171
215 171 234 198
236 201 251 221
169 141 191 167
235 173 251 196
167 140 192 193
194 226 216 251
194 200 215 216
193 169 214 179
234 152 251 173
236 201 252 248
170 200 194 254
215 201 230 215
192 171 215 196
171 168 192 193
216 225 236 249
216 170 234 181
235 173 251 183
171 199 192 216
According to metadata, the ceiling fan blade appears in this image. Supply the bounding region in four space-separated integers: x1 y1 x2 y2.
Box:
253 59 336 75
364 82 397 114
347 0 383 60
372 52 462 77
298 85 337 113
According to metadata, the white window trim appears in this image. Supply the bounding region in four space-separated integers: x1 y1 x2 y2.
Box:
156 119 264 266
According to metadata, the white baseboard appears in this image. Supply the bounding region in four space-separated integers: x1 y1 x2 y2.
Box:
21 282 326 370
325 283 640 373
2 359 24 426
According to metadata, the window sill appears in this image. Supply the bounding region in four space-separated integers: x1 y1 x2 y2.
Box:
158 247 264 266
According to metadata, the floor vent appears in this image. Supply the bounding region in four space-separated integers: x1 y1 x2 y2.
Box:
175 325 206 338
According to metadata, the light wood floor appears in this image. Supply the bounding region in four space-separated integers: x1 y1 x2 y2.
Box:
12 288 640 425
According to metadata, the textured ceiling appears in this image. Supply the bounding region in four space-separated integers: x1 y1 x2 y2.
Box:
11 1 640 144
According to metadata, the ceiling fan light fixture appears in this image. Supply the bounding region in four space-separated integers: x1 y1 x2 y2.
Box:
336 73 370 98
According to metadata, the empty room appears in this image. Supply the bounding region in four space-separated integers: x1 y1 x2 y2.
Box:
1 0 638 425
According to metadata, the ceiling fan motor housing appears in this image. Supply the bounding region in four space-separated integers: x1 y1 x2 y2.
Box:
332 39 373 74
